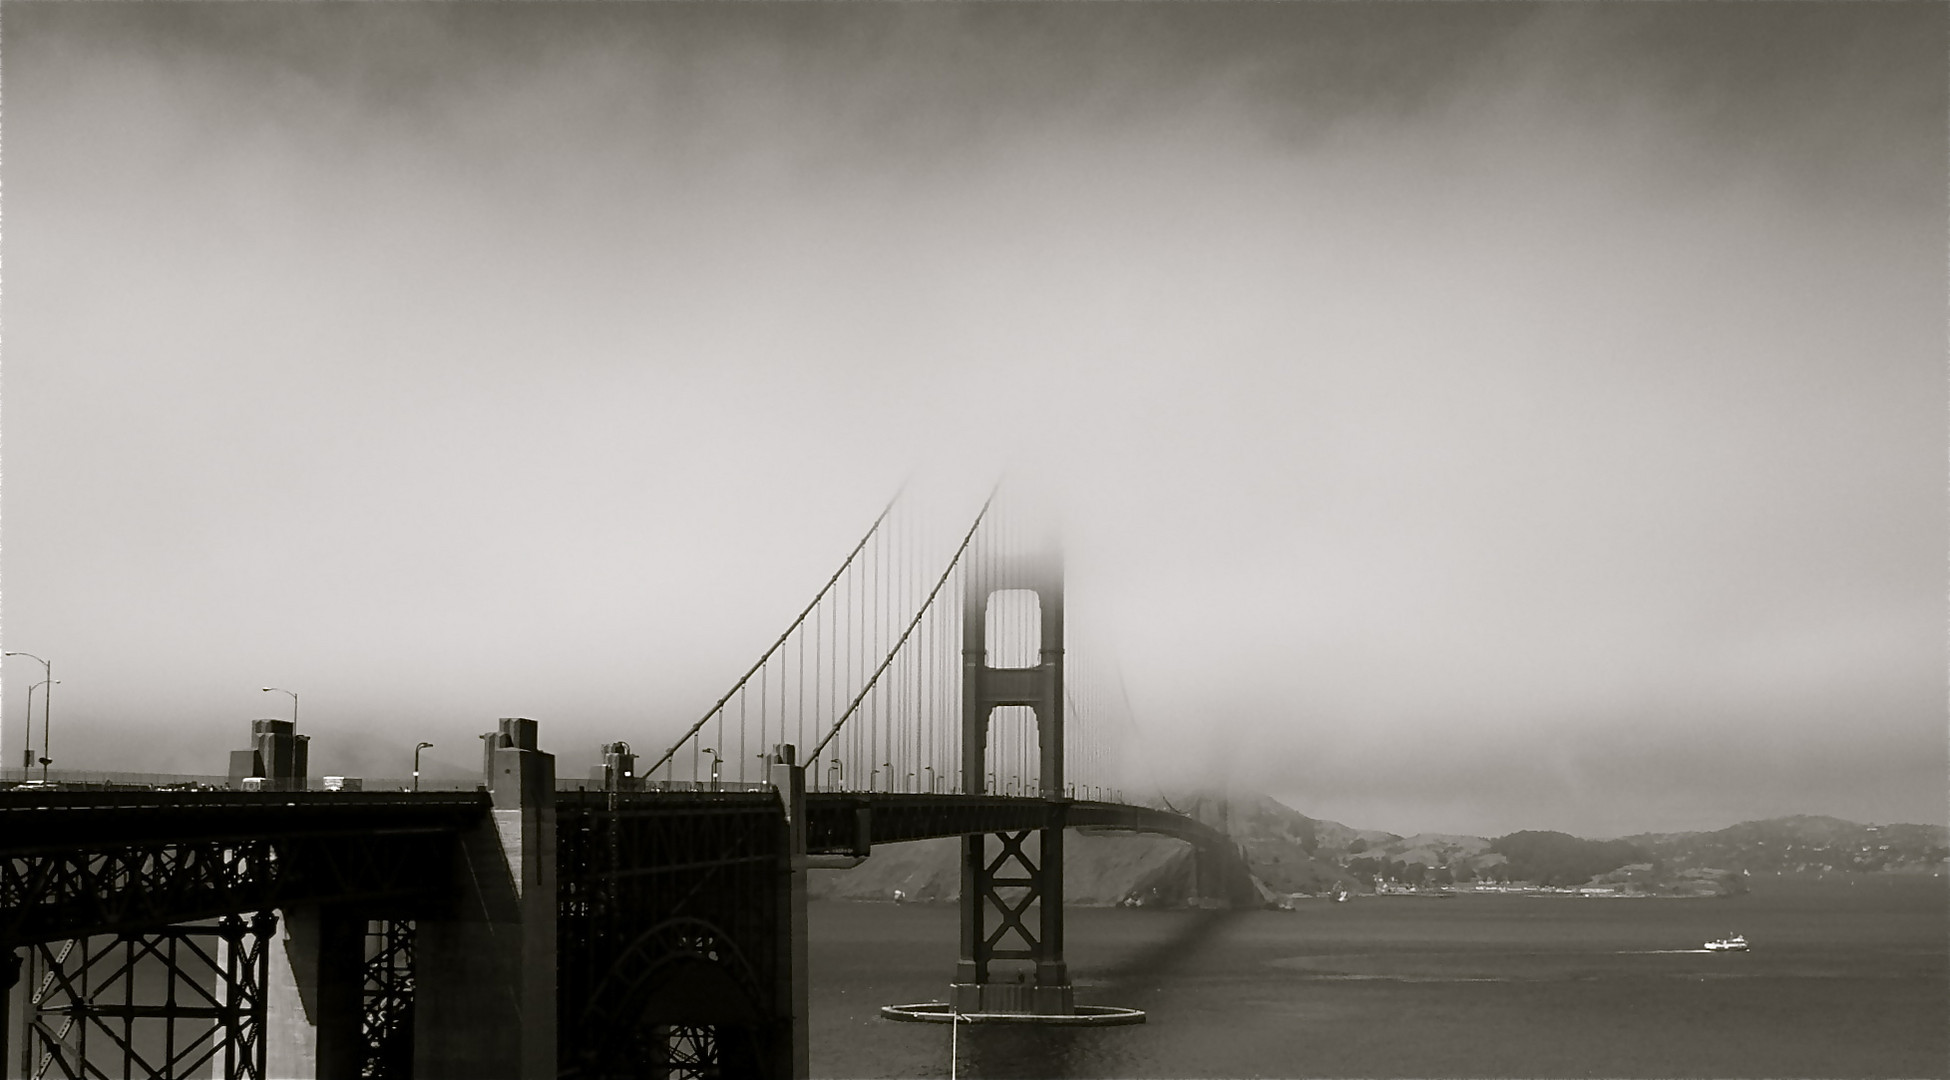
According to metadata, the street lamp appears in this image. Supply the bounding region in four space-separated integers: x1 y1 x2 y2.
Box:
700 747 722 788
25 680 58 777
925 766 936 793
260 687 298 727
413 742 434 792
7 651 51 772
828 759 843 791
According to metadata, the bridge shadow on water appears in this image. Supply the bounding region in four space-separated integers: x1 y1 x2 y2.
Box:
954 908 1245 1079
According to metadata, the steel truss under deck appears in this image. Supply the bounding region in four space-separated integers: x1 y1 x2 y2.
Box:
1 791 480 948
556 791 789 1080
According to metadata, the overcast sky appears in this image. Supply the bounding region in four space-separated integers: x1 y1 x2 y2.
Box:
3 3 1942 838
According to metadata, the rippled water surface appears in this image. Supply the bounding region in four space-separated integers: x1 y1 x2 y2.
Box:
808 876 1947 1078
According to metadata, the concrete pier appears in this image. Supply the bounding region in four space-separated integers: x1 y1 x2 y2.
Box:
770 746 811 1080
262 906 366 1079
413 718 556 1080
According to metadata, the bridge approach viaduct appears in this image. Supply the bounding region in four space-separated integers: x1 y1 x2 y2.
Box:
2 720 1257 1079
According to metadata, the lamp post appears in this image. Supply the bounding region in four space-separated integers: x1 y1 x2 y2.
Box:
260 687 298 727
828 759 843 791
7 651 50 772
700 747 721 789
25 680 58 778
413 742 434 792
925 766 936 793
882 763 891 794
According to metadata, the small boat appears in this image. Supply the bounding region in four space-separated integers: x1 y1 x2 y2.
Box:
1704 933 1749 952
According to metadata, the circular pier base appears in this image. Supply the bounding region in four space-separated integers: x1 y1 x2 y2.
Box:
880 1002 1146 1026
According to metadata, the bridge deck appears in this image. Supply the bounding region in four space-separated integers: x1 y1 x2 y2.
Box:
0 789 491 852
1 790 491 945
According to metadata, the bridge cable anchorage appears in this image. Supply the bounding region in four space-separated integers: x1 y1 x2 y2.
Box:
646 486 905 780
807 487 995 764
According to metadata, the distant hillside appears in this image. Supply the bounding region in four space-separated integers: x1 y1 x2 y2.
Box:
1251 802 1946 891
1486 831 1651 888
809 797 1948 907
1624 815 1950 876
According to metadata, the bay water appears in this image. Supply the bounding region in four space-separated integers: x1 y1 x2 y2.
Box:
808 875 1947 1078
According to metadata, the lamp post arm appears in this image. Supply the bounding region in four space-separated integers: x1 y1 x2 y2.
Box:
8 653 50 774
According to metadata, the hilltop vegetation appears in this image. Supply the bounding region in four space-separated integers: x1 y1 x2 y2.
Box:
1486 831 1650 888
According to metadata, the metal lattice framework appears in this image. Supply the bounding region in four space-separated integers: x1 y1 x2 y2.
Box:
19 913 275 1080
1 791 483 1080
3 842 281 946
648 1025 720 1079
975 830 1044 962
556 790 788 1080
360 918 416 1079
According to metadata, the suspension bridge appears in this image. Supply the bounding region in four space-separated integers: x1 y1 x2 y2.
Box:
1 487 1260 1079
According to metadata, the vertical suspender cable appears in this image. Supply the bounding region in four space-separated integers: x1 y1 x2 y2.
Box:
796 626 804 766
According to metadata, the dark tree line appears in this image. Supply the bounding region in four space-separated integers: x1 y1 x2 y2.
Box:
1489 830 1648 887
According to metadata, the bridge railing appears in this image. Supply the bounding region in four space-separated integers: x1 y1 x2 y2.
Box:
0 767 233 787
554 778 778 795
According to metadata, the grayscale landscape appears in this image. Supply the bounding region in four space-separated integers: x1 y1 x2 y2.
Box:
4 3 1942 1078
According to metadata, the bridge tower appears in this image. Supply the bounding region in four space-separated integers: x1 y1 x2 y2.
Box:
952 537 1074 1016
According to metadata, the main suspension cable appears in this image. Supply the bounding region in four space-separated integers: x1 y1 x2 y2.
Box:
648 488 903 778
809 487 995 763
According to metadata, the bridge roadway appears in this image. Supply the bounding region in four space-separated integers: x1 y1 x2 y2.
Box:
2 787 1241 946
806 790 1241 854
